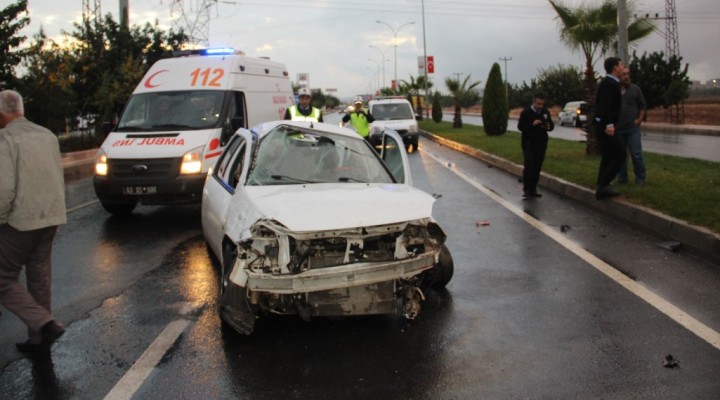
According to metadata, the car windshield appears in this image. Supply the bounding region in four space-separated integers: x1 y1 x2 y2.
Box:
116 91 225 131
246 125 395 185
371 103 414 120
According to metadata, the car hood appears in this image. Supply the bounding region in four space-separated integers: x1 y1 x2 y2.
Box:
242 183 435 232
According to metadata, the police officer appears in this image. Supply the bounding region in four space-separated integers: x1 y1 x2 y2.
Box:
284 87 323 122
342 99 375 139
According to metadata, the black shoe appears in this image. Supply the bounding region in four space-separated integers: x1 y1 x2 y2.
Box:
530 192 542 198
595 186 621 200
16 340 45 354
40 320 65 346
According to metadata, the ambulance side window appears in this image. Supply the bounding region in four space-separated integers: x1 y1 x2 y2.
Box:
221 92 246 145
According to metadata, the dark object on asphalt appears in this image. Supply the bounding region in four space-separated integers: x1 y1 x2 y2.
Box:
595 186 621 200
656 241 682 252
663 354 679 368
476 220 490 227
560 224 571 233
432 193 442 199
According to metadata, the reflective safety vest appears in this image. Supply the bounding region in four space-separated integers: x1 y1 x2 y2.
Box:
349 112 371 137
289 105 321 122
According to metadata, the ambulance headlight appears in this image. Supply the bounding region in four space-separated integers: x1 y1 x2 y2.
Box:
180 146 203 175
408 124 418 133
95 150 108 176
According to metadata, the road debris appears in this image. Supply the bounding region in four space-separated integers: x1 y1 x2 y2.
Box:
656 241 682 252
663 354 679 368
560 224 571 233
432 193 443 199
475 220 490 228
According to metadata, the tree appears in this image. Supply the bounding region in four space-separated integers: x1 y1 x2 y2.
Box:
399 75 433 118
548 0 655 153
535 64 584 108
508 80 537 109
482 63 508 136
0 0 29 88
444 75 481 128
431 91 442 123
629 50 690 122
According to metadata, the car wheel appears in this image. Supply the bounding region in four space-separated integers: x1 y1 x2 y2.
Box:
100 200 137 215
428 244 454 290
219 242 256 335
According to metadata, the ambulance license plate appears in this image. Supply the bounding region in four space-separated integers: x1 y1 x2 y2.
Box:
122 185 157 195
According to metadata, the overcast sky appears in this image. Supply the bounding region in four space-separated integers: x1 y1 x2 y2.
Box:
17 0 720 98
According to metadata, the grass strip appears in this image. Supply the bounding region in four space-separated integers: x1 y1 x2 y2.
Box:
419 120 720 234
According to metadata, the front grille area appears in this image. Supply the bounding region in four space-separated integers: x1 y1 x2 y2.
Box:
109 158 181 179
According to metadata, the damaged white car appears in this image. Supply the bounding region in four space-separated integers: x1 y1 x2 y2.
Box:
201 120 453 334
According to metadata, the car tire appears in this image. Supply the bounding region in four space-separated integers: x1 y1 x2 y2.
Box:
430 244 454 290
100 200 137 215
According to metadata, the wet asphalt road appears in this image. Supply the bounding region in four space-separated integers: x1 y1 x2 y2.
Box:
1 129 720 398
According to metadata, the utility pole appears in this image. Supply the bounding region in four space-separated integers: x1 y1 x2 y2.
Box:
452 72 463 82
618 0 629 64
421 0 429 119
120 0 129 29
499 56 512 101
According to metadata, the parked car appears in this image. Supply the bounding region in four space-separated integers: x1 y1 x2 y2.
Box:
558 101 588 127
367 97 420 152
201 120 453 335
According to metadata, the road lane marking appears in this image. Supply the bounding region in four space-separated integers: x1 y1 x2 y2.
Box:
420 147 720 351
67 199 99 213
104 319 191 400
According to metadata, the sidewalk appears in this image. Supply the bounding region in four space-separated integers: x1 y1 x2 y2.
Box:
419 130 720 266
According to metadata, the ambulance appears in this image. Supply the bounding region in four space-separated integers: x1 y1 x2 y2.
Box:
93 48 294 215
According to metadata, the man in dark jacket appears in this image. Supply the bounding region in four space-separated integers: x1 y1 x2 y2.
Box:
594 56 625 200
517 93 554 198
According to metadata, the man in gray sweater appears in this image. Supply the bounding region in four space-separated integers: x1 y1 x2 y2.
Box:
617 68 648 185
0 90 67 354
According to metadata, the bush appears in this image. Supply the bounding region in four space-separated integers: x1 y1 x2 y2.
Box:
482 63 508 136
58 132 105 153
431 92 443 123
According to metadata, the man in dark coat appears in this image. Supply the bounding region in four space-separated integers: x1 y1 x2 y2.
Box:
517 93 554 198
594 56 626 200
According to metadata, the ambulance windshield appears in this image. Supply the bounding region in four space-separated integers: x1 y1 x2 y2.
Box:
117 91 225 131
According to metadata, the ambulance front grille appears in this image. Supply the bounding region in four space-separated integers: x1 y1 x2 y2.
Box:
109 158 181 178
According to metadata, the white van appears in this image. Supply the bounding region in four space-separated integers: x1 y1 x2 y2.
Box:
367 97 419 152
93 48 294 215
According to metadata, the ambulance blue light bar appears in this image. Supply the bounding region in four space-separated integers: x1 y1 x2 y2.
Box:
172 48 244 57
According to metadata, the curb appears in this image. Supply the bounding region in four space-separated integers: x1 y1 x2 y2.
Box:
420 130 720 266
62 148 97 183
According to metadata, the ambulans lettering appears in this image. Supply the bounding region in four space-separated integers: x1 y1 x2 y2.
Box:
112 138 136 147
190 68 224 87
137 138 186 146
272 96 289 104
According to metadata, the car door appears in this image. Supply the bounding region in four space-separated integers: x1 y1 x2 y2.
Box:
201 129 253 258
379 128 412 185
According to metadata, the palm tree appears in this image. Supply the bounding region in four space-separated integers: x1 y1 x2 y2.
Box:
399 75 433 117
547 0 655 152
444 75 481 129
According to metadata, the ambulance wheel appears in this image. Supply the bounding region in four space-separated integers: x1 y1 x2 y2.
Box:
430 244 454 290
100 200 137 215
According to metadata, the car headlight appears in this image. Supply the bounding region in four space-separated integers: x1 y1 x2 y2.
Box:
95 149 108 176
180 146 204 175
408 124 418 133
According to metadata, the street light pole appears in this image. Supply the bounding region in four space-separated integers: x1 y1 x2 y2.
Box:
368 59 382 93
376 20 415 90
421 0 429 118
369 45 392 89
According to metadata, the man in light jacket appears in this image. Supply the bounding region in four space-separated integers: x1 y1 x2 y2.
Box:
0 90 67 354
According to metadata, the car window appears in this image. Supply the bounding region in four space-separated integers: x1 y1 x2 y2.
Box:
246 126 395 186
116 90 226 131
371 103 414 120
214 135 244 190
